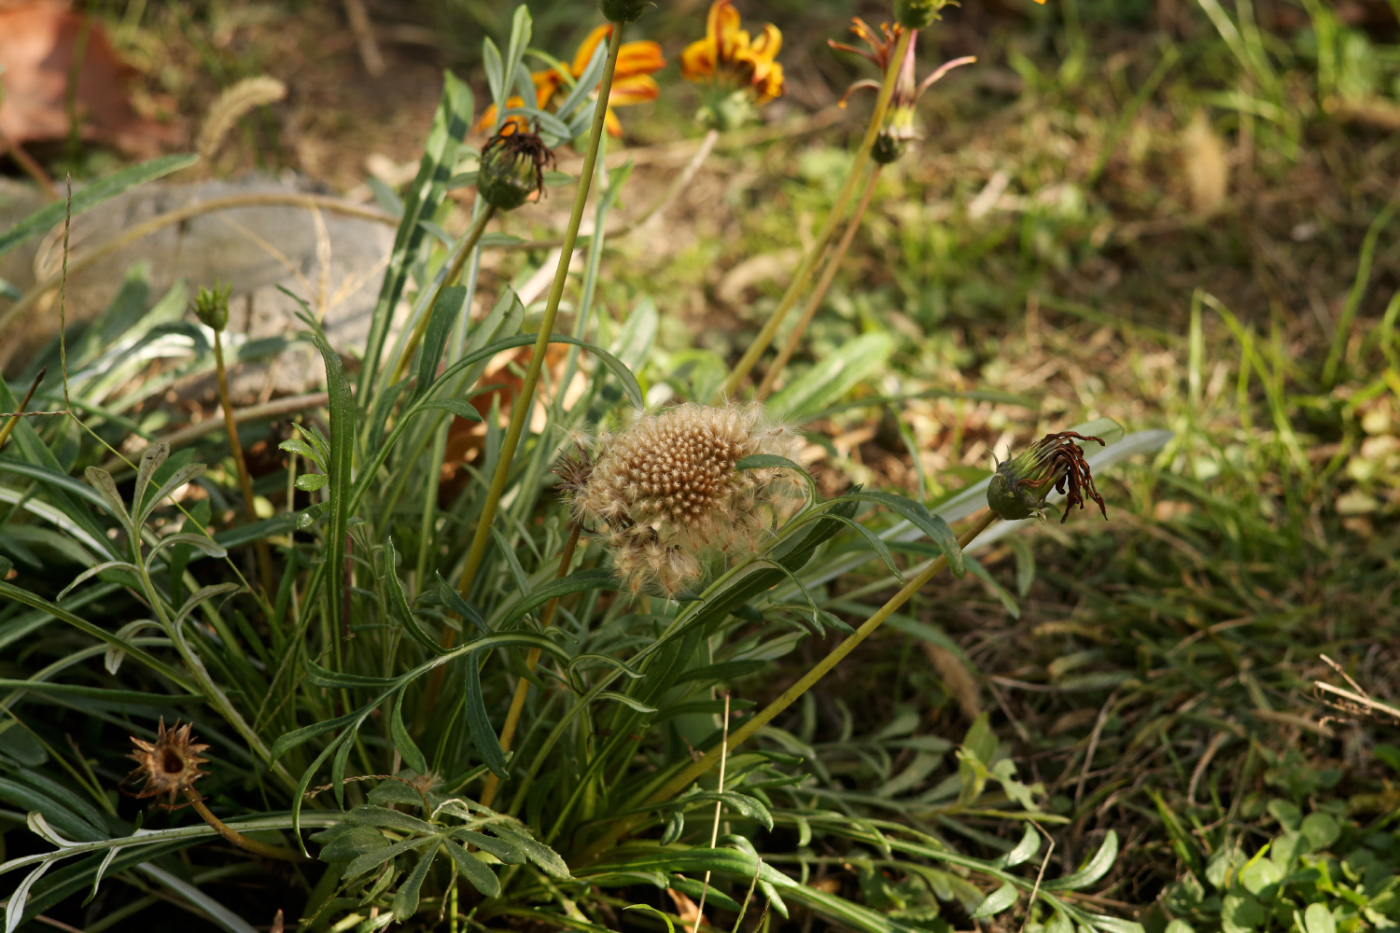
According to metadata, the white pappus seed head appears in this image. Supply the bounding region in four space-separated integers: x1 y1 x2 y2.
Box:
567 403 805 597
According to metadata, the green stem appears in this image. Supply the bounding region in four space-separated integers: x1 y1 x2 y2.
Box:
756 164 882 400
388 203 499 388
213 329 274 596
573 509 998 863
445 26 625 640
717 28 911 400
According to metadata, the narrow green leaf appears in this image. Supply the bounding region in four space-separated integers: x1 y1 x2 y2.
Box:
444 840 502 897
846 490 964 577
598 692 657 714
392 844 439 921
415 398 484 422
304 659 397 690
415 285 467 396
359 71 473 396
465 655 509 780
623 906 675 933
303 319 356 666
270 710 361 760
1044 830 1119 891
83 468 129 525
390 690 429 774
135 463 207 525
383 540 445 654
994 824 1042 869
497 568 618 629
970 882 1018 919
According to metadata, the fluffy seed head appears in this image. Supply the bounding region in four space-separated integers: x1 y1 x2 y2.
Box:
126 718 210 807
569 403 804 597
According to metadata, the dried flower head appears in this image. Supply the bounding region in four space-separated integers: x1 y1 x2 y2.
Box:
477 125 556 212
568 403 804 597
987 432 1108 524
126 718 210 807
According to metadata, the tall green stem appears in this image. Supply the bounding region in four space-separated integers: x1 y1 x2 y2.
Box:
213 329 274 596
573 509 997 863
389 203 499 388
443 26 625 645
756 165 882 400
717 28 911 400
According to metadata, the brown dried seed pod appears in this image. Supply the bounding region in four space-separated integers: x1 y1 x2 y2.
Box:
126 718 210 807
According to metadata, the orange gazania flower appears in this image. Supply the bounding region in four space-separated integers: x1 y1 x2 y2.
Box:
681 0 784 105
477 24 664 137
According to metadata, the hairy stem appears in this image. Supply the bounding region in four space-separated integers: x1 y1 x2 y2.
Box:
213 329 274 596
574 509 997 863
184 788 308 862
717 28 911 400
479 521 582 809
756 165 883 400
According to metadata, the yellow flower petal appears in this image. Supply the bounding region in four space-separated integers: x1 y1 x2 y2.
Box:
571 24 613 75
610 74 661 106
681 36 718 80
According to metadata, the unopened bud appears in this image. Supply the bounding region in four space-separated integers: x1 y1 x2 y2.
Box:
193 283 231 332
987 432 1109 523
894 0 952 29
477 127 555 212
601 0 650 23
871 132 907 165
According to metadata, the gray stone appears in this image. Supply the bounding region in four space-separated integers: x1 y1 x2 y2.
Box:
0 175 398 400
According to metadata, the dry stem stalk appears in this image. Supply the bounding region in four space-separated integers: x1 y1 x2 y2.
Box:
717 28 912 399
756 165 882 399
184 788 308 862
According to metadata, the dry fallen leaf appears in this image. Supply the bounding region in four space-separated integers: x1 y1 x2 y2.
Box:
667 886 705 933
0 1 177 156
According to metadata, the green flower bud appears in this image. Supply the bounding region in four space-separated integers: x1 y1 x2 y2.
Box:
477 128 555 212
871 132 907 165
894 0 952 29
986 432 1109 524
600 0 650 23
193 283 231 332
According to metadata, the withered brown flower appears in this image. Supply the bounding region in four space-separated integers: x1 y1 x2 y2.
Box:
987 431 1108 524
126 718 210 807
